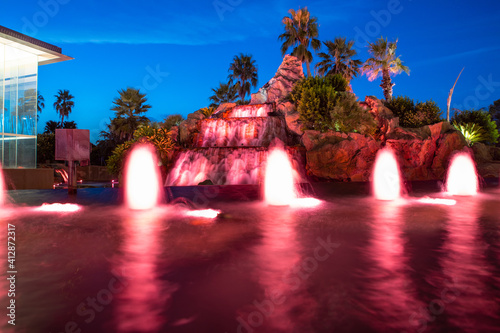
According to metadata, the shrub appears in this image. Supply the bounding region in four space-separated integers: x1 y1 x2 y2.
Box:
198 107 216 118
37 133 55 164
385 96 442 128
451 109 499 144
330 93 377 136
291 74 374 132
162 114 184 130
106 125 175 176
452 122 487 147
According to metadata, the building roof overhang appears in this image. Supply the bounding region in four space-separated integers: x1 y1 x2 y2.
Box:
0 25 73 65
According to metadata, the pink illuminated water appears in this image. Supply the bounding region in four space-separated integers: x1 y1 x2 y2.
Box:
264 148 296 206
228 104 271 117
196 117 287 147
124 144 162 210
372 148 402 201
445 152 479 196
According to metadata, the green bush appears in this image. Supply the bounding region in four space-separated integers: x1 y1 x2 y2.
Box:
451 109 499 144
37 133 55 164
330 93 377 136
452 122 487 147
385 96 442 128
106 125 175 176
290 74 375 134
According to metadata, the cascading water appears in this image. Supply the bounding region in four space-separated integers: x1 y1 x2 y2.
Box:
372 148 402 201
165 147 306 186
445 152 478 196
264 147 296 206
124 144 162 210
195 117 286 147
165 103 306 186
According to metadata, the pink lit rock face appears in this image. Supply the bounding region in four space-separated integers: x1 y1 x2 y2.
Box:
265 148 296 206
446 152 479 196
125 144 162 210
372 148 402 201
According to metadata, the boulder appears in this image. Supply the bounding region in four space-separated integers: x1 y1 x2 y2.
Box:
472 143 493 163
169 125 179 143
179 110 206 146
304 131 380 181
250 55 304 105
362 96 397 139
431 131 467 179
277 101 303 138
386 138 436 180
212 103 236 118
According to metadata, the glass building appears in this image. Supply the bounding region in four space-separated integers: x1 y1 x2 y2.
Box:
0 25 71 168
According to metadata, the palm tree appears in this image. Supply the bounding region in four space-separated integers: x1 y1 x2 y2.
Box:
209 82 238 107
37 91 45 122
162 114 185 130
110 87 151 141
278 7 321 77
44 120 60 134
37 91 45 113
362 37 410 101
316 37 362 83
53 89 75 125
228 54 258 102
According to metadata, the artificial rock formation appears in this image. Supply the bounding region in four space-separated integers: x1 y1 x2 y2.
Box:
179 110 206 146
250 55 304 137
303 96 468 181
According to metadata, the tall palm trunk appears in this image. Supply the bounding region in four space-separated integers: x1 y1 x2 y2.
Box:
306 61 312 77
380 69 393 101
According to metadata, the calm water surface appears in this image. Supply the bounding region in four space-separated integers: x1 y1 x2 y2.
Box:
1 184 500 333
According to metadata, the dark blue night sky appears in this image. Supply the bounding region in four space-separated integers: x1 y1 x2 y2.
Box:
3 0 500 142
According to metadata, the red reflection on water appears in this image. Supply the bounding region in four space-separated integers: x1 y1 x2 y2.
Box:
34 203 81 212
184 209 220 219
124 144 162 210
363 203 428 330
238 208 316 331
440 199 499 330
446 152 478 196
114 210 172 332
264 148 296 206
416 197 457 206
372 148 402 201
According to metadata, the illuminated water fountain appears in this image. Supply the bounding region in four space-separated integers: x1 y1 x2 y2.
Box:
445 152 479 196
372 148 402 201
264 147 296 206
124 143 162 210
